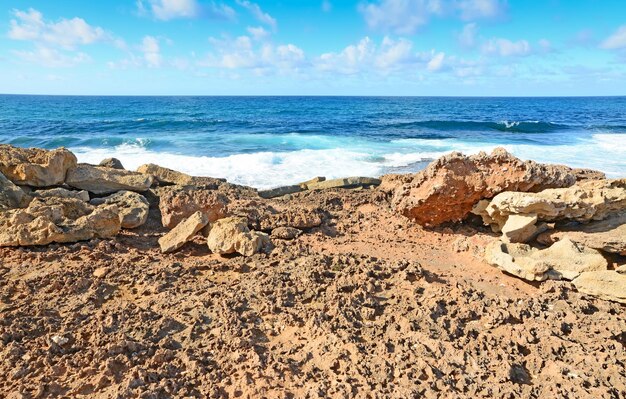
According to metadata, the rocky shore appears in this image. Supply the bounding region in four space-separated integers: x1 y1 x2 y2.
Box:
0 144 624 398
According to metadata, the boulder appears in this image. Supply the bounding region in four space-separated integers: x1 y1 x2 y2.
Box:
157 186 229 229
158 211 209 253
0 172 31 210
307 176 381 190
0 197 121 246
390 148 577 226
271 226 302 240
501 214 539 243
90 191 149 229
0 145 77 187
537 212 626 255
99 158 125 170
207 216 271 256
137 163 224 187
573 271 626 304
475 179 626 231
259 207 323 231
32 187 90 202
66 164 154 195
258 185 303 199
485 238 607 281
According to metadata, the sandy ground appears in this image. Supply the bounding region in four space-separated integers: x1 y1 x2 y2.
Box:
1 188 625 398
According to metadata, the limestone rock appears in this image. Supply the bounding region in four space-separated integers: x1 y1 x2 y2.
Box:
573 271 626 304
541 239 608 280
90 190 149 229
501 214 538 243
307 176 381 191
485 241 551 282
259 207 323 231
157 186 229 229
0 172 31 210
0 145 77 187
475 179 626 231
258 185 302 199
99 158 125 170
66 164 154 195
537 212 626 255
0 197 121 246
299 176 326 189
271 226 302 240
32 187 90 202
159 211 209 253
391 148 577 226
137 163 224 187
207 216 271 256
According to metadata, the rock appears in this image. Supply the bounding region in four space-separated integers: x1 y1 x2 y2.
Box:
0 172 31 210
475 179 626 231
259 207 323 231
66 164 154 195
573 271 626 304
93 267 109 278
32 187 90 202
0 197 121 246
501 214 539 243
616 265 626 274
159 211 209 253
271 226 302 240
137 163 224 187
307 176 381 190
90 191 149 229
485 238 607 281
258 185 303 199
0 145 77 187
572 168 606 181
537 212 626 255
207 216 271 256
99 158 124 170
391 148 577 226
157 186 229 229
50 335 69 346
299 176 326 189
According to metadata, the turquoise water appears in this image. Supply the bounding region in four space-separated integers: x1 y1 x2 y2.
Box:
1 95 625 188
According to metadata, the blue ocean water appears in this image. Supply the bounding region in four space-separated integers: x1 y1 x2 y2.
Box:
0 95 625 188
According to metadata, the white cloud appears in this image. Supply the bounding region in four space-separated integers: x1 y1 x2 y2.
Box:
13 47 91 68
601 25 626 50
8 8 106 49
482 38 531 57
247 26 269 41
137 0 235 21
458 22 478 48
141 36 162 67
359 0 506 34
427 51 445 71
236 1 277 30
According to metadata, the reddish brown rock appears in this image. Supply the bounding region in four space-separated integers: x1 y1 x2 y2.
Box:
0 145 77 187
157 185 229 229
389 148 577 226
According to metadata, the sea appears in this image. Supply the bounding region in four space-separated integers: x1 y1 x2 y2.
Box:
1 95 625 189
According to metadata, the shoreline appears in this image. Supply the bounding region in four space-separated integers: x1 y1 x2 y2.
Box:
1 144 625 397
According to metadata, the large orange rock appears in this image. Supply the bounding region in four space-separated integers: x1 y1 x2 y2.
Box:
0 145 77 187
157 185 229 229
387 148 578 226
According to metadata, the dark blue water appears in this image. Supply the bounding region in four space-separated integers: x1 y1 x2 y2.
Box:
1 95 624 187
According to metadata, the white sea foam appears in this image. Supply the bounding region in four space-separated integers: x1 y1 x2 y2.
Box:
72 133 626 189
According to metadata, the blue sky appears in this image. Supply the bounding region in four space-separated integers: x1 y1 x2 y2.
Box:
1 0 626 95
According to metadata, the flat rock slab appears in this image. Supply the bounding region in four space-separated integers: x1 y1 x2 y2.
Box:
137 163 224 187
32 187 90 202
258 185 303 199
573 271 626 304
307 177 381 190
66 164 154 195
159 211 209 253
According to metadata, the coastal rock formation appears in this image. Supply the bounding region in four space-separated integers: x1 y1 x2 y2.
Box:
573 271 626 304
32 187 90 202
0 145 77 187
389 148 577 226
258 185 303 199
485 238 607 281
90 190 150 229
99 158 125 170
259 207 323 231
500 214 540 243
158 211 209 253
207 216 271 256
0 197 121 246
137 163 224 187
475 179 626 232
271 226 302 240
307 176 381 190
537 212 626 255
157 186 229 229
0 172 31 210
66 164 154 195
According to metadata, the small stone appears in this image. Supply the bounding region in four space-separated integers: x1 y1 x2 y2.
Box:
99 158 124 170
93 267 109 278
50 335 69 346
271 226 302 240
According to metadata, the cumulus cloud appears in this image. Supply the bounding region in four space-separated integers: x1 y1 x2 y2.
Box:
8 8 106 49
482 38 531 57
13 47 91 68
141 36 163 67
236 1 277 30
247 26 270 41
427 52 445 71
601 25 626 50
137 0 235 21
359 0 506 34
458 22 478 48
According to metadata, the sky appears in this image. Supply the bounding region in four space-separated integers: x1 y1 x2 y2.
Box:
0 0 626 96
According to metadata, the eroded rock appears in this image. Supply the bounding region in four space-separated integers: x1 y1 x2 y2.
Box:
99 158 124 170
137 163 224 187
66 164 154 195
90 191 149 229
157 186 228 229
307 176 381 190
32 187 90 202
159 211 209 253
271 226 302 240
0 145 77 187
573 271 626 304
207 216 271 256
259 207 323 231
0 172 31 210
